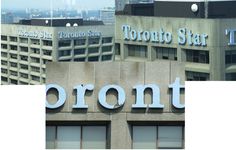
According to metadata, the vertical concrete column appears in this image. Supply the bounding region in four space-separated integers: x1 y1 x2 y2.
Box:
210 47 222 80
177 46 183 62
52 28 58 61
147 45 152 61
110 113 131 149
120 43 125 60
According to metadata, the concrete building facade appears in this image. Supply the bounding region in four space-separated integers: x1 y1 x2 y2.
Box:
1 19 114 85
46 62 185 149
115 0 236 81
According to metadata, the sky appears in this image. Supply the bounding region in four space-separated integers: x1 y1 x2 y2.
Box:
1 0 115 10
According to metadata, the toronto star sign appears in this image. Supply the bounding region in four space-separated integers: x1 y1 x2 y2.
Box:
46 78 185 110
122 25 236 46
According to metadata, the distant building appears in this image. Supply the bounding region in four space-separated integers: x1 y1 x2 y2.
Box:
1 12 14 24
115 0 153 11
100 8 115 25
1 18 114 85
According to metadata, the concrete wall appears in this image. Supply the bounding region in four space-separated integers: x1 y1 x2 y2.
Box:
46 62 185 148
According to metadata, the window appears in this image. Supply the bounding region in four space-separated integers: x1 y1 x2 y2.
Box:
59 50 71 57
31 39 40 45
102 55 112 61
59 59 71 62
88 37 100 45
42 78 46 83
19 37 28 43
57 126 81 148
42 68 46 73
102 37 112 44
74 48 86 55
1 44 7 49
1 68 8 74
10 36 17 42
155 47 177 61
20 46 28 53
20 55 28 61
43 59 52 65
20 73 28 79
31 48 40 54
10 62 17 68
10 70 18 76
1 76 8 82
31 66 40 73
31 57 40 63
10 54 18 59
225 50 236 64
74 58 86 62
31 75 40 81
82 126 106 149
186 71 210 81
128 45 147 58
9 78 17 83
42 40 52 46
19 81 28 85
74 39 86 46
42 50 52 56
132 125 184 149
185 49 209 64
1 52 8 57
158 126 183 148
133 126 156 149
1 60 7 66
226 73 236 81
10 45 17 51
58 40 71 47
88 47 99 54
46 125 107 149
115 43 120 55
102 46 112 53
1 35 7 41
20 64 28 70
88 56 99 61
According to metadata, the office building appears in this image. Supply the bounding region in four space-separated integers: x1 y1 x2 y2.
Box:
100 8 115 25
115 0 236 81
1 12 14 24
46 62 185 149
1 18 114 85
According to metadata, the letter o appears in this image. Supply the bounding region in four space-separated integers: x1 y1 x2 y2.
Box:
46 84 66 109
130 30 137 41
165 32 172 44
143 31 150 42
98 85 126 109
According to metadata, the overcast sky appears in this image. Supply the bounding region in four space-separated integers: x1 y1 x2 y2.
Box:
1 0 115 10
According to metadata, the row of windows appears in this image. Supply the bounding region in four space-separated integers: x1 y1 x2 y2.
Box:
186 71 210 81
125 44 210 64
58 37 112 47
46 125 184 149
58 46 113 57
1 45 52 56
1 53 52 64
1 36 53 46
59 55 113 62
1 75 42 83
1 61 49 73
